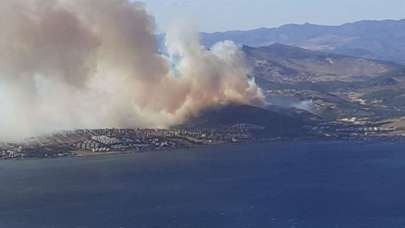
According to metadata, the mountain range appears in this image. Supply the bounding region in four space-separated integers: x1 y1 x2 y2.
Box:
199 19 405 65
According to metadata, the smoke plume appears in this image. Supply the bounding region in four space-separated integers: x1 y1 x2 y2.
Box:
0 0 264 140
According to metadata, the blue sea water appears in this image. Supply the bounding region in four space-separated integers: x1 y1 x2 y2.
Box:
1 141 405 228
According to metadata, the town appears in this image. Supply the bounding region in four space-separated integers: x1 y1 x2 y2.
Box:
0 126 256 160
1 119 404 160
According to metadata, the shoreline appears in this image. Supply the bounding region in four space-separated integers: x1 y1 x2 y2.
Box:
2 136 404 162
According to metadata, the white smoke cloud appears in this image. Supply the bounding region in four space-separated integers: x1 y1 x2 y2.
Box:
0 0 264 141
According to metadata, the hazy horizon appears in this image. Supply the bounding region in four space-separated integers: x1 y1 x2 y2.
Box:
145 0 405 33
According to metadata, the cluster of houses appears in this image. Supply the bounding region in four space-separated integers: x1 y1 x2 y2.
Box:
71 127 250 153
75 140 111 153
335 126 395 136
310 121 396 138
0 145 23 160
72 130 199 153
0 126 257 159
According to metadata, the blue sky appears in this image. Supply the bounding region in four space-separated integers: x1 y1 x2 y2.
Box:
144 0 405 32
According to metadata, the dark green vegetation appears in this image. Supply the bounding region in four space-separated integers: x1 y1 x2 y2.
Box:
179 104 318 138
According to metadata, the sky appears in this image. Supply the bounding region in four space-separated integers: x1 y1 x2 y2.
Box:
144 0 405 33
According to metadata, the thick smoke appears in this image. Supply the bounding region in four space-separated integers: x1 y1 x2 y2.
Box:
0 0 264 140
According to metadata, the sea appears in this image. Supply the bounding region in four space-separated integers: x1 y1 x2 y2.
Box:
1 141 405 228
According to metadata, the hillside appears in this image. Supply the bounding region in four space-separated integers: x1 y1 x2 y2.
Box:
243 44 400 83
179 104 318 137
176 43 405 134
243 43 405 124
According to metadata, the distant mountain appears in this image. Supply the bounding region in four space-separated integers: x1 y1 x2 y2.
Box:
243 43 401 83
200 19 405 64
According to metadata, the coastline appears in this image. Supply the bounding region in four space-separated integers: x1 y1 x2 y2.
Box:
2 135 404 163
